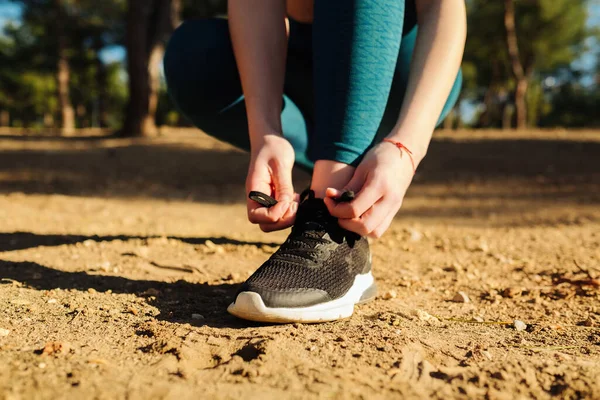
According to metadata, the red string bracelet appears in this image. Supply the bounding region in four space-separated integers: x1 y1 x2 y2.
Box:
382 138 416 174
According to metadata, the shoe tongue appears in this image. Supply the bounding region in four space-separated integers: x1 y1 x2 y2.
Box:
295 197 331 233
293 195 359 244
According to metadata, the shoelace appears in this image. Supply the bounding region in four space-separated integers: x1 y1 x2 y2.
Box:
248 189 355 264
248 188 355 208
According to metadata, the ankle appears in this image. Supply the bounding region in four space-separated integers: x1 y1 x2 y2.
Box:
310 160 355 198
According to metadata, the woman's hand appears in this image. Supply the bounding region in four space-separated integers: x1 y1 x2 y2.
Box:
247 134 299 232
323 142 415 238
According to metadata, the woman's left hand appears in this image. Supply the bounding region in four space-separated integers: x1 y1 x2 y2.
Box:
323 142 415 238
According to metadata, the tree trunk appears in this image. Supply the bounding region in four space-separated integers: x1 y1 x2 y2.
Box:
55 0 75 135
94 43 108 128
502 103 514 130
503 0 527 129
122 0 154 137
443 109 455 130
514 77 528 129
0 110 9 127
122 0 180 137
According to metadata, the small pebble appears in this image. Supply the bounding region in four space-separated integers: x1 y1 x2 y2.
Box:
412 309 440 324
381 290 397 300
582 318 594 327
47 299 57 304
476 241 490 253
472 316 484 322
409 229 423 242
38 362 47 369
513 320 527 331
502 287 520 298
99 261 111 272
226 273 240 281
445 262 462 272
0 328 10 337
491 371 506 380
451 291 470 303
191 313 204 320
41 341 70 356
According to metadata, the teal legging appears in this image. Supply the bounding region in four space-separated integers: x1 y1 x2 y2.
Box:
164 1 462 170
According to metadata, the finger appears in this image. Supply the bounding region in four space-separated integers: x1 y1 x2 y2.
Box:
324 172 366 218
344 171 366 193
369 210 397 239
247 171 288 222
248 200 289 224
323 188 347 213
259 220 292 232
246 177 272 211
325 187 345 199
259 202 298 232
338 197 394 236
272 162 294 203
327 177 383 219
282 200 299 220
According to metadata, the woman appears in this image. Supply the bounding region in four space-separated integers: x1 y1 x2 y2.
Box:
164 0 466 323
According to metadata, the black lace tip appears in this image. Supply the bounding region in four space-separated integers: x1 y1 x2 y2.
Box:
249 191 278 208
336 190 355 203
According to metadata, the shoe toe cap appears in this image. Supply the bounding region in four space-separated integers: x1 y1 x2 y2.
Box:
235 283 332 308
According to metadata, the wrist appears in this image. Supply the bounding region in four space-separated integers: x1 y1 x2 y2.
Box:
249 132 284 153
380 139 417 174
247 107 283 148
386 128 431 165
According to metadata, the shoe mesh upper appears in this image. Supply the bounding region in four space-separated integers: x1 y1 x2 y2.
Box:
240 195 371 301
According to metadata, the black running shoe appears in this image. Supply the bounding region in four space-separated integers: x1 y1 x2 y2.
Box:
227 190 376 323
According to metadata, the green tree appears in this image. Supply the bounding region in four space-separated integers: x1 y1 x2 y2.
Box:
463 0 589 128
0 0 126 131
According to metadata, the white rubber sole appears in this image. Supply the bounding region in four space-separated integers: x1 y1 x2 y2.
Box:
227 272 375 324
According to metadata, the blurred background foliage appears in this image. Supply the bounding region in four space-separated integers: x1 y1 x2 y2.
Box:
0 0 598 136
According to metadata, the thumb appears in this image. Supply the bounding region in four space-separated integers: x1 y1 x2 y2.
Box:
325 171 365 200
273 163 294 203
343 170 367 194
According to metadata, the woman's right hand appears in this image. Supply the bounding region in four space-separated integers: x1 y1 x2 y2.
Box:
246 134 299 232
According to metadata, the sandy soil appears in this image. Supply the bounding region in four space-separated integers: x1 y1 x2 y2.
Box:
0 129 599 399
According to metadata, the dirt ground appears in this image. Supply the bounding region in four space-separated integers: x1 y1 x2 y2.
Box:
0 129 599 399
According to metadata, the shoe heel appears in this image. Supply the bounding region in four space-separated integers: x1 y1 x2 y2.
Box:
357 282 378 304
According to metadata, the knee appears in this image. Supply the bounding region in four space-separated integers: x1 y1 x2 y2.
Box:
163 22 189 86
164 19 233 114
164 22 197 111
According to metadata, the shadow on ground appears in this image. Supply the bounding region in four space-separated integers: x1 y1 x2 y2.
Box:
0 231 280 252
0 135 598 201
1 249 276 329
